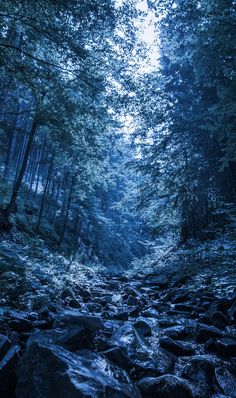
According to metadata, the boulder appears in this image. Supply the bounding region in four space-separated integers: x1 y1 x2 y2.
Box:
113 311 129 321
154 348 176 375
181 355 216 391
0 334 10 360
127 295 139 306
0 345 20 396
228 297 236 321
137 374 199 398
142 308 159 319
215 362 236 397
27 326 92 352
102 346 132 371
133 320 152 337
16 342 141 398
205 337 236 358
159 337 195 356
9 317 32 333
200 311 228 329
162 325 187 340
145 275 168 289
56 310 104 332
195 323 223 343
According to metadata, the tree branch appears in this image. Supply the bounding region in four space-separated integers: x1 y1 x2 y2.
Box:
0 43 98 89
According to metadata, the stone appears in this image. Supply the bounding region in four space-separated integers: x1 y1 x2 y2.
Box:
162 325 187 340
0 345 20 396
57 326 92 351
145 275 168 289
113 311 129 321
0 334 10 361
142 308 159 318
133 320 152 337
205 338 236 358
209 299 231 315
181 355 216 390
154 348 176 375
9 317 32 333
137 374 199 398
174 304 198 313
159 337 195 356
207 311 228 329
16 342 141 398
32 319 54 330
228 297 236 321
195 323 224 343
102 347 132 371
27 325 92 352
215 363 236 397
172 293 190 304
127 295 139 306
56 310 104 332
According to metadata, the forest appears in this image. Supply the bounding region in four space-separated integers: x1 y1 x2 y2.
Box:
0 1 235 397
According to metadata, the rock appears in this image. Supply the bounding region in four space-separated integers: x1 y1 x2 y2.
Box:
181 355 216 391
16 342 141 397
162 325 187 340
0 345 20 396
145 275 168 289
130 346 176 381
142 308 159 318
127 295 139 306
205 338 236 358
172 292 190 303
28 325 92 352
86 302 102 312
228 297 236 321
0 334 10 360
113 311 129 321
195 323 224 343
137 374 199 398
61 287 76 300
208 311 228 329
93 334 114 351
174 304 198 313
129 306 141 317
56 310 104 332
133 320 152 337
102 347 132 371
155 348 176 375
32 319 54 330
8 317 32 333
57 326 92 351
215 362 236 397
158 319 178 328
38 306 51 319
61 287 82 308
209 299 231 315
159 337 195 356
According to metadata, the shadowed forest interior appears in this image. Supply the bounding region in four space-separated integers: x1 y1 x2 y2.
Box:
0 1 235 397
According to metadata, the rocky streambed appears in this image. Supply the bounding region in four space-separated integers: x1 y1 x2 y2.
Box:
0 267 236 398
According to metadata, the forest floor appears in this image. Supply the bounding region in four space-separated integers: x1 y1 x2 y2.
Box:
0 227 236 397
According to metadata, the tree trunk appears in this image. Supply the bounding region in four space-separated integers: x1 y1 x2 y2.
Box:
58 173 77 247
36 149 55 232
4 117 38 217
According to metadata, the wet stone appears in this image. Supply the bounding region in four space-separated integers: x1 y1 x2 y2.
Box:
195 323 224 343
0 334 10 361
162 325 187 340
133 320 152 337
159 337 195 356
16 342 141 398
137 374 199 398
205 337 236 358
